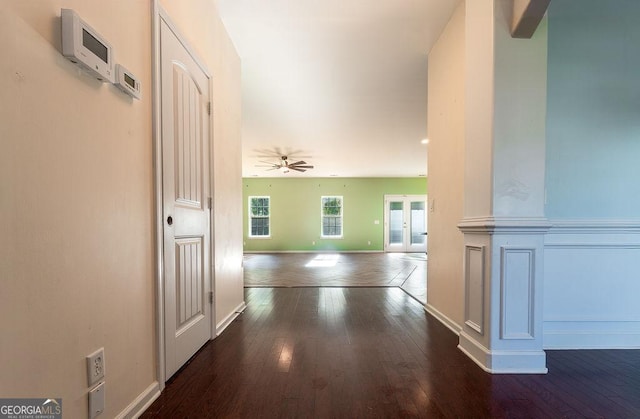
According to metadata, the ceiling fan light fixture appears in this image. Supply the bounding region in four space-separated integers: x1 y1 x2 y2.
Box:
256 154 314 174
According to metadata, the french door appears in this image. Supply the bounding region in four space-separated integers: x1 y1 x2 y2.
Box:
384 195 427 253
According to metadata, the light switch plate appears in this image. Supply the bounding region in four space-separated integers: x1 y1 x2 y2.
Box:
89 382 105 418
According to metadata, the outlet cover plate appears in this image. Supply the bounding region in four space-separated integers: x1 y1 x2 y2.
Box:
89 382 105 418
86 348 105 386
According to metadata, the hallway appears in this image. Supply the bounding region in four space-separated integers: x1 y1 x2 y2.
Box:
142 287 640 418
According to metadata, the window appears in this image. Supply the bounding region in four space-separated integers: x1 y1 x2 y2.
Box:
321 196 343 238
249 196 270 237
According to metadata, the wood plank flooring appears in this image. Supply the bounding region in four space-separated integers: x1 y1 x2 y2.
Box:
142 287 640 418
243 252 427 304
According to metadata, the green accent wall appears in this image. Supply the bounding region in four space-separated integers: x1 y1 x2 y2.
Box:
243 177 427 252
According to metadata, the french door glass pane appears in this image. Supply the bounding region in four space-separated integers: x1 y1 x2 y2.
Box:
389 202 404 244
410 201 426 245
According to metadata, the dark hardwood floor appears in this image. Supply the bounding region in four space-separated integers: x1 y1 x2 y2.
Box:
142 287 640 418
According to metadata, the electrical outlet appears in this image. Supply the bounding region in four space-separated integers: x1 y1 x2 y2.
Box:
88 382 105 418
86 348 105 386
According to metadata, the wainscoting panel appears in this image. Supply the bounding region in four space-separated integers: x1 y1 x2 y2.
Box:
500 247 534 340
465 245 485 335
544 220 640 348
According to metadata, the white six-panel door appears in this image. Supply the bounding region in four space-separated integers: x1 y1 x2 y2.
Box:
161 18 212 379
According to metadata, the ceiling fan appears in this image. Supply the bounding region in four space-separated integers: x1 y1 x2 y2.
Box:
258 156 314 173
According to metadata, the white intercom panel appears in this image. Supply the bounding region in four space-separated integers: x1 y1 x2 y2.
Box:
61 9 114 83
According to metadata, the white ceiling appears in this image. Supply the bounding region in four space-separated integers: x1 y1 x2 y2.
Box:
215 0 460 178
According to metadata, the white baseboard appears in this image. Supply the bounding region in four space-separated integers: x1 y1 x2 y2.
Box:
424 303 461 336
115 381 161 419
216 301 247 336
544 321 640 349
458 332 548 374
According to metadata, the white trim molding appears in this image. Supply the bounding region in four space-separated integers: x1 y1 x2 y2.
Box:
216 301 247 336
459 216 551 234
458 215 548 374
459 331 548 374
545 243 640 249
425 303 462 336
547 218 640 234
544 321 640 349
500 247 535 340
115 381 161 419
464 245 485 335
151 0 166 391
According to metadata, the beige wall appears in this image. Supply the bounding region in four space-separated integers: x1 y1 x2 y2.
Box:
0 0 242 417
426 1 466 330
463 0 495 218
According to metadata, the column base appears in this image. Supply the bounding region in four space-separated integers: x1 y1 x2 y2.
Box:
458 331 548 374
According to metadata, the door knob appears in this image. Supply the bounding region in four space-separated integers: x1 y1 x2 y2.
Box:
167 216 173 226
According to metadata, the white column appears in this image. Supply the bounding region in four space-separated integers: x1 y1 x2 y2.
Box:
457 0 549 373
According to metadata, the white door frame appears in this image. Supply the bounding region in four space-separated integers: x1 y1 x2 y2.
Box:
152 0 215 389
383 194 428 253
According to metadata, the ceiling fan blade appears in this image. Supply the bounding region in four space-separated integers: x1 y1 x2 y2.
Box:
255 154 313 172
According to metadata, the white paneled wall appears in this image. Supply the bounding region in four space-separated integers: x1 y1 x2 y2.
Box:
544 221 640 348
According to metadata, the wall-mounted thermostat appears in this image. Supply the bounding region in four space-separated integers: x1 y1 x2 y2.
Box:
61 9 114 83
114 64 141 100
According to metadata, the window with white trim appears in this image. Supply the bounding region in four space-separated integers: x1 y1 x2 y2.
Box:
321 196 343 238
249 196 270 237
